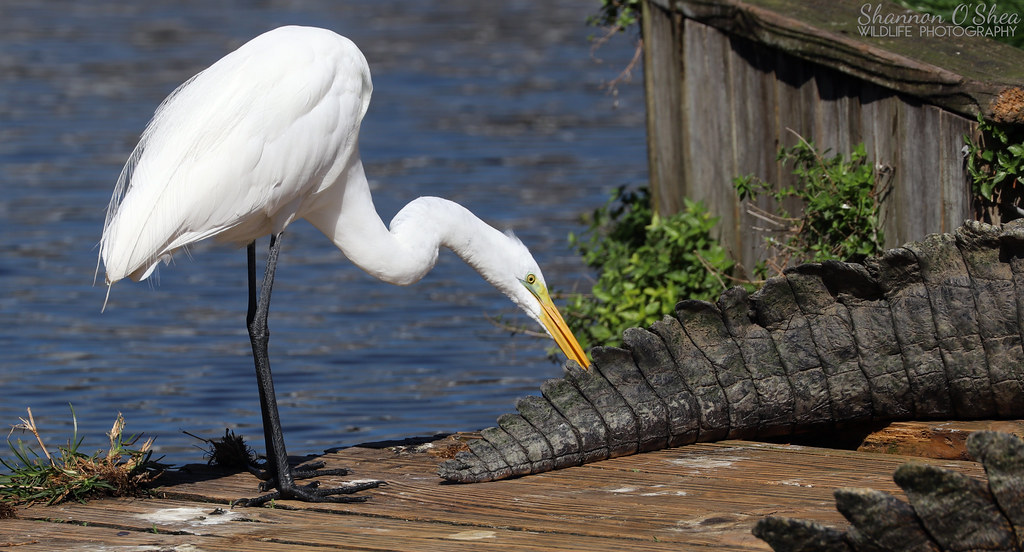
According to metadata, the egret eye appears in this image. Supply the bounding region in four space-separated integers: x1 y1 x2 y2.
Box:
525 273 537 285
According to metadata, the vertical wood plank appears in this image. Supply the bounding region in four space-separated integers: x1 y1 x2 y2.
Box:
771 45 813 235
813 66 843 155
939 110 975 231
729 34 779 273
894 99 940 245
682 19 742 260
844 74 864 153
642 0 685 217
861 84 899 245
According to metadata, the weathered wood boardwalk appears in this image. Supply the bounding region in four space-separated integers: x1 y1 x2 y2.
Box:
2 424 1016 551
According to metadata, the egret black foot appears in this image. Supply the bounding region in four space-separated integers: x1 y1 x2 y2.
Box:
233 478 385 507
247 460 352 491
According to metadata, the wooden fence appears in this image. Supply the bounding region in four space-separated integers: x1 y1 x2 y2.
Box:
641 0 1024 275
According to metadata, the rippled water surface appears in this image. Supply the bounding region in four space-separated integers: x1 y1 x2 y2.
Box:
0 0 646 463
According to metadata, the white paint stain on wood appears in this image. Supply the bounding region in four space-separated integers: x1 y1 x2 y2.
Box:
135 506 242 526
446 530 496 540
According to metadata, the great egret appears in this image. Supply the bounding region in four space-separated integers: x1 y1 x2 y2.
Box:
99 25 590 506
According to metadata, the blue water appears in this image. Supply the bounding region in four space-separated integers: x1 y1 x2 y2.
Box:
0 0 646 464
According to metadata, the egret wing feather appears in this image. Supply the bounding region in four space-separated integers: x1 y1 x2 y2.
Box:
100 26 371 283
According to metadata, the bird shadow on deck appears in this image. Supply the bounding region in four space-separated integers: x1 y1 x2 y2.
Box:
324 433 454 452
153 432 471 502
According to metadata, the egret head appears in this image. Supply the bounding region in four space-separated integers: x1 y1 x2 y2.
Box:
384 197 590 368
484 231 590 369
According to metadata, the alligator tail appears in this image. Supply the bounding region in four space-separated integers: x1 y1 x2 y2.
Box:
439 220 1024 483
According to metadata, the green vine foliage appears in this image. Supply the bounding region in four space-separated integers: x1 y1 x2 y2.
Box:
965 114 1024 220
565 187 734 350
734 139 887 278
587 0 643 31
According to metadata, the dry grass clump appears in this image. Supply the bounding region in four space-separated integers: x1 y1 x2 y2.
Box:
0 407 165 507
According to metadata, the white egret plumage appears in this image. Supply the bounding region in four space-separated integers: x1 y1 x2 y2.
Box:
99 25 590 505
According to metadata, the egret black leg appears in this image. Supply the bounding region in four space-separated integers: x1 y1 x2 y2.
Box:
235 233 384 507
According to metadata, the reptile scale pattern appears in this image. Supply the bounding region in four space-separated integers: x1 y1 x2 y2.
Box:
438 220 1024 484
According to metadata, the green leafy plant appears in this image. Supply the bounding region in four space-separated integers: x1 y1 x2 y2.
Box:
565 187 734 349
965 113 1024 220
0 407 165 506
734 136 888 278
587 0 643 32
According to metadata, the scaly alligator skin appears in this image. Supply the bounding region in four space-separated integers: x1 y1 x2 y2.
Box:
754 430 1024 552
437 219 1024 483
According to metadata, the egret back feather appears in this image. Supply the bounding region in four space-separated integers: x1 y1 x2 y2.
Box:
100 26 371 282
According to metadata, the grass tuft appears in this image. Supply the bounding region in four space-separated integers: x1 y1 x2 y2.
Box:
0 406 166 506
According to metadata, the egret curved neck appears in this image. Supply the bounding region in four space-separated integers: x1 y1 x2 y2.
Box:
304 158 505 287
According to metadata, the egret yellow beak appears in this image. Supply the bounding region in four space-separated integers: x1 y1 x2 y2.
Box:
521 278 590 369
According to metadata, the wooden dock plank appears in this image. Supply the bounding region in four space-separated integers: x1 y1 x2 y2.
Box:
3 436 992 551
1 517 331 552
858 419 1024 459
17 498 690 551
